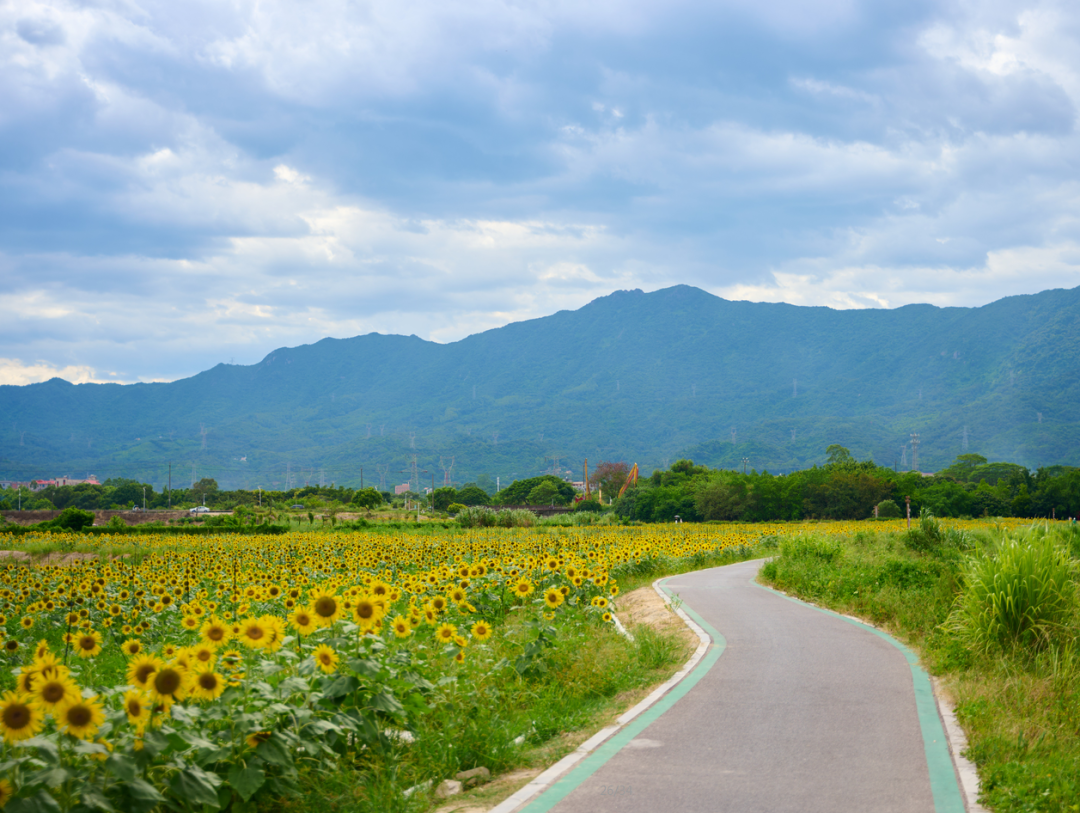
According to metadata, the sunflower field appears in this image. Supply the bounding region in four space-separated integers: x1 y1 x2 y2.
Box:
0 522 785 812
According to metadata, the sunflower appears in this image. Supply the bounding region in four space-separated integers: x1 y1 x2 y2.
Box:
602 612 613 623
245 730 272 749
454 650 466 664
181 615 200 632
308 588 343 626
121 639 142 657
33 640 52 660
75 630 103 659
609 584 620 597
449 587 468 605
430 595 448 614
591 596 609 609
435 622 457 644
127 654 163 690
149 663 190 704
238 617 268 649
352 598 383 628
3 640 18 655
190 666 226 702
199 616 231 648
289 607 318 636
0 778 13 808
19 616 33 630
312 644 339 674
391 615 412 639
513 579 534 598
0 691 44 744
470 620 493 641
262 616 287 653
122 690 151 730
544 588 564 609
219 649 243 669
55 695 106 741
32 671 80 713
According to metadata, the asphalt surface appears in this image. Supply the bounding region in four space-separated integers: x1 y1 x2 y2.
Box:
538 559 943 813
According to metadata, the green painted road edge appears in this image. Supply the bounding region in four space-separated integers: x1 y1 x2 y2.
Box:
515 576 726 813
755 581 967 813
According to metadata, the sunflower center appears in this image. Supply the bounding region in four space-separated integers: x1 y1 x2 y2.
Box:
79 637 96 651
314 597 337 617
245 626 264 640
154 668 182 695
135 664 158 683
41 682 66 703
207 627 224 641
198 673 219 690
355 603 374 620
126 699 143 716
66 705 92 727
2 703 30 729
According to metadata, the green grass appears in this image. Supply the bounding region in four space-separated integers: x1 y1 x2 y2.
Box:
759 520 1080 813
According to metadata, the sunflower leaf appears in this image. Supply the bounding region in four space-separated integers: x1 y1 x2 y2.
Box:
105 753 138 782
228 764 266 802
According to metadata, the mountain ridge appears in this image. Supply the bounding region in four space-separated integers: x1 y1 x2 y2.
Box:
2 284 1079 488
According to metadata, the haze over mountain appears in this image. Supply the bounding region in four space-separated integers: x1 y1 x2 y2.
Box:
2 285 1078 490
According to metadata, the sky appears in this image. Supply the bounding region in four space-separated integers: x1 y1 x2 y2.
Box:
2 0 1079 385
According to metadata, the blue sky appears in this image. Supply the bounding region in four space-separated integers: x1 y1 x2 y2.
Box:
2 0 1079 384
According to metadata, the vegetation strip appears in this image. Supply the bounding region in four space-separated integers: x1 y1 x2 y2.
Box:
495 576 725 813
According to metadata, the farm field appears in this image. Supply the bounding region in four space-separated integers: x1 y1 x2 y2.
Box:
0 518 1042 811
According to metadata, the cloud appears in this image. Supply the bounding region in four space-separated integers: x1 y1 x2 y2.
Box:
0 358 134 386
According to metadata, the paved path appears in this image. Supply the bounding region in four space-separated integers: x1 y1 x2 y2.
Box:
522 559 963 813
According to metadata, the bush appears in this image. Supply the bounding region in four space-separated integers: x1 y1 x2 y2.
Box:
948 531 1077 652
446 503 467 515
36 506 95 532
876 499 902 518
574 498 602 513
780 535 843 563
456 507 536 528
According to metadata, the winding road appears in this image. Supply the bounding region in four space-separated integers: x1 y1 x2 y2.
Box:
510 559 968 813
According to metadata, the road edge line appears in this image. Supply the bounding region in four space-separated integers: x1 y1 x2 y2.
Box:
486 574 718 813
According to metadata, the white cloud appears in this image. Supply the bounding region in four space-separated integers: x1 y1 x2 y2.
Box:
0 358 133 386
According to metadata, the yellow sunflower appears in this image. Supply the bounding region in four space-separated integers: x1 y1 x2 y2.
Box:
0 691 44 744
435 622 457 644
352 597 384 628
123 689 151 730
237 617 269 649
121 639 142 657
32 671 81 713
544 588 564 609
312 644 339 674
127 654 163 690
149 663 190 705
513 579 534 598
391 615 412 639
55 695 106 740
470 620 493 641
308 588 344 626
189 666 227 702
74 629 103 659
200 616 232 647
0 777 13 808
289 607 319 636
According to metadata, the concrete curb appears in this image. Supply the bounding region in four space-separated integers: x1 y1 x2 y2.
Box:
487 576 711 813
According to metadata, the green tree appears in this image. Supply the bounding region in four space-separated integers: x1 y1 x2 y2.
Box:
527 481 563 505
351 487 384 509
431 487 458 511
825 444 855 467
455 485 490 506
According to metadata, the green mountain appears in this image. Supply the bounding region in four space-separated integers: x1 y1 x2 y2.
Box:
2 285 1079 489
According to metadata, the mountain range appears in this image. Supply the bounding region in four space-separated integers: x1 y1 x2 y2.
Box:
2 284 1078 490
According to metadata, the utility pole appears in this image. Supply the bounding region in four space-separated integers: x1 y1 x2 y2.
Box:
742 458 749 475
142 486 146 511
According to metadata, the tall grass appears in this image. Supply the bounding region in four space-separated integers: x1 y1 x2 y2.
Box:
949 531 1076 653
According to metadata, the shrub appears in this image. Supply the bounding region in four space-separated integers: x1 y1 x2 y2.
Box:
780 534 843 563
574 498 602 513
948 532 1077 652
876 499 902 518
446 503 467 515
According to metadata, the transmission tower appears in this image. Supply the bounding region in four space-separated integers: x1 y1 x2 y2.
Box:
900 446 907 468
376 464 390 491
731 427 737 445
910 433 920 473
399 456 429 494
440 457 455 487
409 432 416 449
545 456 562 477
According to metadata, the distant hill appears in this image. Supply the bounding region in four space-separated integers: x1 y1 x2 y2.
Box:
2 285 1079 489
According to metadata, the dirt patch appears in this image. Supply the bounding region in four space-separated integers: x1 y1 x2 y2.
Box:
0 550 127 567
614 583 698 650
433 769 542 813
